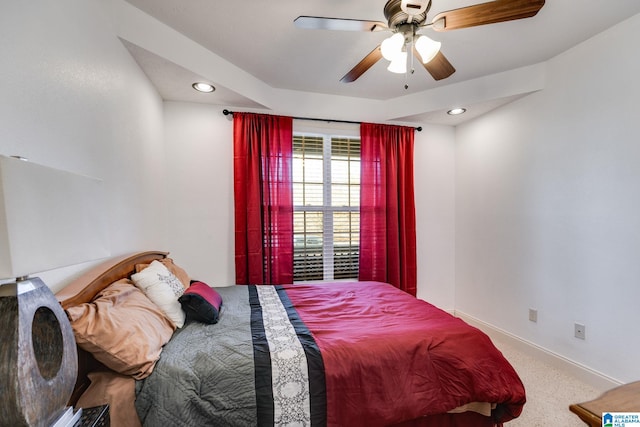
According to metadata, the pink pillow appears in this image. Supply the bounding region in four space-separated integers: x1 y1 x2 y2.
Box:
178 281 223 324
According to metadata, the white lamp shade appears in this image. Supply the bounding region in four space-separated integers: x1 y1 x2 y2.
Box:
387 51 408 74
0 155 110 279
381 33 405 61
415 35 441 64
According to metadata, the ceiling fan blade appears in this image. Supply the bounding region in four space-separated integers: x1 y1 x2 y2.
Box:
294 16 388 32
431 0 545 32
413 48 456 80
341 45 383 83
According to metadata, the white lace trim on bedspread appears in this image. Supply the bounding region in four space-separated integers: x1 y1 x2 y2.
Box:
256 285 312 427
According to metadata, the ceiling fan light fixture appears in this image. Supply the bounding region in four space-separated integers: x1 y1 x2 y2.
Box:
295 0 545 84
387 51 407 74
415 35 441 64
381 33 405 61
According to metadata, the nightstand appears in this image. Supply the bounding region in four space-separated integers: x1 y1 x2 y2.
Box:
76 404 109 427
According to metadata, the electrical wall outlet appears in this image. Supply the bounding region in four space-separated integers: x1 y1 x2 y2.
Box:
529 308 538 323
575 323 586 340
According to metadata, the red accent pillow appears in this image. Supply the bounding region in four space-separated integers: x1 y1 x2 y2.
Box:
178 281 223 324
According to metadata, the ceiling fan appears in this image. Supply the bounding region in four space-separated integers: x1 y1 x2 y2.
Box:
294 0 545 84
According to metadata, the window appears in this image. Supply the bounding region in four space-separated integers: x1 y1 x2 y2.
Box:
293 134 360 282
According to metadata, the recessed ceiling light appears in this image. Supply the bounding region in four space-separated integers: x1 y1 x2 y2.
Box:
192 82 215 93
447 107 466 115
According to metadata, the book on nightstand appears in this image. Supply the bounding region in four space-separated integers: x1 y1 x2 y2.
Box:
74 404 110 427
50 406 82 427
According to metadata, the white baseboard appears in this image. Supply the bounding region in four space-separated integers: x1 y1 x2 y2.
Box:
454 310 621 392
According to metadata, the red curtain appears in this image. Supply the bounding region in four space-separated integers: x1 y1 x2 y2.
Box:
359 122 417 295
233 112 294 285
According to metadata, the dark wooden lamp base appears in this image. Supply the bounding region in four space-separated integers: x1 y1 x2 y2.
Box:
0 277 78 426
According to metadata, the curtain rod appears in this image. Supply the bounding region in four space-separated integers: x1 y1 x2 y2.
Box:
222 109 422 132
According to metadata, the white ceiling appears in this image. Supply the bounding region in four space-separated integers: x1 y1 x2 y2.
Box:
119 0 640 126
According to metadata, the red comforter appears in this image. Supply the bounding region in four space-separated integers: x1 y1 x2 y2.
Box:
282 281 525 427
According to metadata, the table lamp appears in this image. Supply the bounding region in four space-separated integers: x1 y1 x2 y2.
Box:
0 155 109 426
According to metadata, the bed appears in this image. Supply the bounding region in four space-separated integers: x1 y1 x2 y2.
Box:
55 251 525 427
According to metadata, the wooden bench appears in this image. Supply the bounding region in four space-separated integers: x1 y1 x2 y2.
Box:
569 381 640 427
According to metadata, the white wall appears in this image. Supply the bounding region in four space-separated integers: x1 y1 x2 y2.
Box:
455 14 640 383
163 102 235 286
0 0 167 292
414 126 457 310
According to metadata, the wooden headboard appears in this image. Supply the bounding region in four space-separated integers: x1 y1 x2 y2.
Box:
55 250 169 405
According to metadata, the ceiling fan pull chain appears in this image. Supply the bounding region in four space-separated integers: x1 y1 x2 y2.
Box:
405 37 416 90
404 63 410 90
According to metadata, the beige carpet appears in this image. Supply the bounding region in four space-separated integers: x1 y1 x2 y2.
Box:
492 337 602 426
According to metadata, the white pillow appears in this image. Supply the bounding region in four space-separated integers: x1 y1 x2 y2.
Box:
131 260 186 328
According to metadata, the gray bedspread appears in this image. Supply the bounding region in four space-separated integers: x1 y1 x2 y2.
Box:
135 285 256 426
134 281 526 427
